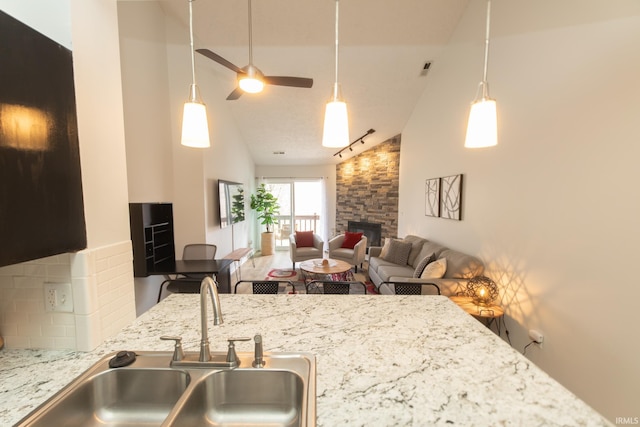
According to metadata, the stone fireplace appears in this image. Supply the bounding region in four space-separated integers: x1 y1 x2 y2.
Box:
335 135 401 244
348 221 382 249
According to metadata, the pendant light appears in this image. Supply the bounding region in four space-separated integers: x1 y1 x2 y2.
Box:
322 0 349 148
465 0 497 148
181 0 211 148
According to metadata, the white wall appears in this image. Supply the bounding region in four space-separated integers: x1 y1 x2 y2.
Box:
118 2 173 203
0 0 72 48
399 0 640 421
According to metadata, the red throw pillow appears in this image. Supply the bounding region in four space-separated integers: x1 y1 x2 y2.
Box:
341 231 363 249
295 231 314 248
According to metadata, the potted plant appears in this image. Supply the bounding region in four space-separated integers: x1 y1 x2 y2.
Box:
250 183 280 255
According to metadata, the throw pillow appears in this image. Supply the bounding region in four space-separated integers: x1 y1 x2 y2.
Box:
382 239 413 266
379 238 392 259
420 258 447 279
341 231 363 249
413 253 436 278
295 231 314 248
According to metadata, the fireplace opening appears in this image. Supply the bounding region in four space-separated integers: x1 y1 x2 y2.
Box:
348 221 382 250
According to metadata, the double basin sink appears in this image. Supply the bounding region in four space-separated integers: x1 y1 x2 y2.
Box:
16 350 316 427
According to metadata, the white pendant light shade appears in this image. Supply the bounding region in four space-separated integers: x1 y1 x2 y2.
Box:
465 0 498 149
322 98 349 148
465 98 497 148
181 98 210 148
322 0 349 149
180 0 210 148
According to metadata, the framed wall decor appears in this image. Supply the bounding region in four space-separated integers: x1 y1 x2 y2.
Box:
440 174 463 220
424 177 440 217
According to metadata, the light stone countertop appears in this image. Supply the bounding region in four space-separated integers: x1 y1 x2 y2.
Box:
0 294 611 426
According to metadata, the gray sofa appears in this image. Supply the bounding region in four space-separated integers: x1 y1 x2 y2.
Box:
368 235 484 296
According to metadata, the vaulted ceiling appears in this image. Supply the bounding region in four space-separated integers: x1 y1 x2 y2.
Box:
157 0 470 165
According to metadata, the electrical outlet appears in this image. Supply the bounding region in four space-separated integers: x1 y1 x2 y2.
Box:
44 282 74 313
529 329 544 345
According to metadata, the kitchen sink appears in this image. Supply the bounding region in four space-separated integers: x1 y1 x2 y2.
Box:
21 368 190 427
165 370 304 427
15 351 315 427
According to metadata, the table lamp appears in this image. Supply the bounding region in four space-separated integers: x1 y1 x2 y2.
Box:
466 276 498 306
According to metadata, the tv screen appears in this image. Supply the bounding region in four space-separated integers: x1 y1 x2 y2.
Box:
218 180 244 228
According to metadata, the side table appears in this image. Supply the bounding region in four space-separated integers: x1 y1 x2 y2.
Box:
450 296 508 338
223 247 255 283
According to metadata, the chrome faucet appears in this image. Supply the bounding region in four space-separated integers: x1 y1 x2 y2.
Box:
199 276 223 362
161 276 247 368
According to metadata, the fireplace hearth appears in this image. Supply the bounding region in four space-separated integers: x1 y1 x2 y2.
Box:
348 221 382 249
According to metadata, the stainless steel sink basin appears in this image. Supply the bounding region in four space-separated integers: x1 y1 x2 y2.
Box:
22 368 190 427
16 351 316 427
166 370 304 427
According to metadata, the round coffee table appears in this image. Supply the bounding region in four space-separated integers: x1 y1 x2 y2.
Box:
299 258 351 276
299 258 354 293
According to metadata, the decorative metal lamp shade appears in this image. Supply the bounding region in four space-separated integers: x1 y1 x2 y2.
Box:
466 276 498 306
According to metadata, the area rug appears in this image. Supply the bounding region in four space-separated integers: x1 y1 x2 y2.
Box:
266 269 297 279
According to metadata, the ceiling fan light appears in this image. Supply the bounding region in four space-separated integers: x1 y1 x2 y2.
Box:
238 76 264 93
465 98 497 148
181 100 210 148
322 99 349 148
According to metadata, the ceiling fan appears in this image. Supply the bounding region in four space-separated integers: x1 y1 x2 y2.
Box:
196 0 313 100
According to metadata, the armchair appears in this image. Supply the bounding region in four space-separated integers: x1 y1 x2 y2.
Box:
328 233 367 272
290 231 324 270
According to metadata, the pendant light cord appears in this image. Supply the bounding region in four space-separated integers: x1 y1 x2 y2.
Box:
480 0 491 99
333 0 340 99
248 0 254 65
188 0 197 101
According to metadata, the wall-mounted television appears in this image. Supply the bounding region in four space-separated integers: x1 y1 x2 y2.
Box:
218 180 245 228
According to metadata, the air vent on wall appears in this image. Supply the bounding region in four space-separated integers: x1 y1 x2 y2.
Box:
420 61 432 76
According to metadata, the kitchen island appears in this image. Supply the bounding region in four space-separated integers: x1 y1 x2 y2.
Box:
1 294 610 426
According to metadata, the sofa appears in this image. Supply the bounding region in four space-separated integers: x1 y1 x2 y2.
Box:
368 235 484 296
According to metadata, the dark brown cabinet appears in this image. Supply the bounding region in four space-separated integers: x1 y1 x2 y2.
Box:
129 203 176 277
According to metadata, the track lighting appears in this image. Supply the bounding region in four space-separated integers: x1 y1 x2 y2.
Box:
333 129 375 158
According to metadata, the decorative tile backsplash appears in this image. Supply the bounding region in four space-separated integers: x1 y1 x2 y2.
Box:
0 240 135 350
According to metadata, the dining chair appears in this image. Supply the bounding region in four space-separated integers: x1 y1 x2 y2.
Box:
158 243 218 301
305 280 367 295
234 280 294 294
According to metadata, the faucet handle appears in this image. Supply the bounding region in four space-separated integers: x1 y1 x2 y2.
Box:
226 337 251 365
160 336 185 361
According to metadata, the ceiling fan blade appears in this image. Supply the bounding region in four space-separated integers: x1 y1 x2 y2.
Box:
196 48 244 74
226 87 244 101
263 76 313 88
